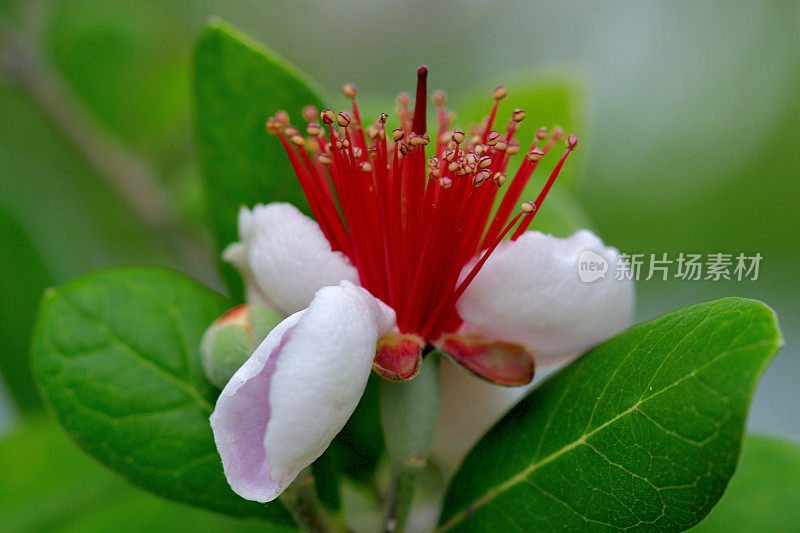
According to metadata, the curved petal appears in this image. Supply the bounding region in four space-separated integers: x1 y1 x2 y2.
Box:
223 203 359 314
456 229 635 363
210 281 395 502
431 358 564 476
431 357 534 474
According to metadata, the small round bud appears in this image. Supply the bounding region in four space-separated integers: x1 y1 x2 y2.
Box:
476 169 492 182
336 111 351 127
318 153 332 165
478 155 492 169
320 109 335 125
302 105 318 123
379 112 389 124
359 161 373 172
551 127 565 141
493 172 507 187
521 201 536 213
536 126 549 140
492 85 507 100
392 128 405 142
342 83 357 99
200 304 284 388
265 117 281 134
511 109 526 122
566 134 579 150
439 176 453 188
306 122 322 136
507 140 520 155
451 129 466 144
494 139 508 152
275 110 290 124
433 90 447 106
290 135 305 146
486 131 500 146
527 148 545 162
284 125 300 137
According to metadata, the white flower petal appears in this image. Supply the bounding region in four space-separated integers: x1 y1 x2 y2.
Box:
209 312 302 502
210 281 395 502
431 357 560 476
456 229 635 363
224 203 359 314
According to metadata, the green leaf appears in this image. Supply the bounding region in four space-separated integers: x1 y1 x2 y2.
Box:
0 84 181 284
193 19 325 300
30 266 293 524
1 417 291 532
690 435 800 532
439 298 783 532
46 1 192 161
0 208 52 411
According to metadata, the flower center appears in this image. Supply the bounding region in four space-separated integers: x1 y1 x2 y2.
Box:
267 67 576 341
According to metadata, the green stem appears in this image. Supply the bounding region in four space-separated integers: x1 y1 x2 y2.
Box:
279 468 336 533
380 354 441 532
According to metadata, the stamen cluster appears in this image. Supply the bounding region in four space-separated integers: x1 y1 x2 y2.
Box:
267 67 577 341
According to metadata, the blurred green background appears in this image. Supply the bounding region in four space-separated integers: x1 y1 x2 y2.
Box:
1 1 798 531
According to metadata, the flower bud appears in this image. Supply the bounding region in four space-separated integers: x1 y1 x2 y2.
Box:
200 304 284 388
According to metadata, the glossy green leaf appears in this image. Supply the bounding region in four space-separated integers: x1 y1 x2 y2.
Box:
690 435 800 532
439 298 783 532
30 266 293 524
0 417 291 532
194 19 325 299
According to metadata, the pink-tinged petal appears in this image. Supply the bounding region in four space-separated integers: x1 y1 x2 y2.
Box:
210 281 395 502
373 333 424 381
209 313 301 502
456 229 635 364
223 203 359 313
435 334 534 386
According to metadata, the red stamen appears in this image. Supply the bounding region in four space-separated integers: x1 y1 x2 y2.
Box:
266 71 577 343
